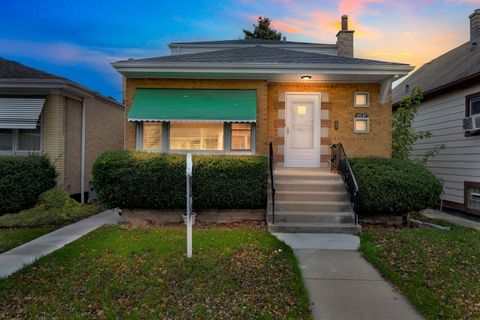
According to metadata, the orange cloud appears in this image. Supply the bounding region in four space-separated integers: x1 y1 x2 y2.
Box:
271 21 304 33
339 0 387 15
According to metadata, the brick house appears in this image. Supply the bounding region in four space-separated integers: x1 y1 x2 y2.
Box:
0 57 124 202
112 16 413 232
113 16 412 166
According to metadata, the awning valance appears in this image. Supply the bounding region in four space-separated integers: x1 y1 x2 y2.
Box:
128 89 256 122
0 97 46 129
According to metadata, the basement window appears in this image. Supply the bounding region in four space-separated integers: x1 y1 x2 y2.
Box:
465 181 480 214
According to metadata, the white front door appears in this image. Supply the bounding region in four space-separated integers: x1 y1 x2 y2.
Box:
285 93 321 167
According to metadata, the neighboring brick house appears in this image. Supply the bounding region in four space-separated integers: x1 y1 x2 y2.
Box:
393 9 480 216
0 57 124 202
113 15 412 168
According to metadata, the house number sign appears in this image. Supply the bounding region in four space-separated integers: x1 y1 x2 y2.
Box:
355 112 368 118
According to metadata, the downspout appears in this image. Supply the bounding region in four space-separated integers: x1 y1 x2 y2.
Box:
80 98 86 204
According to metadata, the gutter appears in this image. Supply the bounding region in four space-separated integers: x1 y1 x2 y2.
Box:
112 61 413 73
0 79 123 108
80 98 86 204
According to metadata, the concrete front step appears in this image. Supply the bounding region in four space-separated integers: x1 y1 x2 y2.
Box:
268 222 361 234
267 211 355 223
274 171 340 181
275 190 349 202
275 200 352 212
275 180 346 192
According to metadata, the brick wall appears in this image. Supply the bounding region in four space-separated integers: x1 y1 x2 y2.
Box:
267 82 391 166
42 94 66 189
124 79 391 162
42 94 124 196
84 97 124 192
124 79 269 154
65 98 82 194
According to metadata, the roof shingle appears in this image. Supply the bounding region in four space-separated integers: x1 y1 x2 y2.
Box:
169 39 331 46
0 57 63 80
393 41 480 104
124 46 408 66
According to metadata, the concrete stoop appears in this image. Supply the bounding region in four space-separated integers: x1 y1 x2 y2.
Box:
268 168 361 235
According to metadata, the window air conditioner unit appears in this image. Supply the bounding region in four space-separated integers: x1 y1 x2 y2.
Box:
463 115 480 131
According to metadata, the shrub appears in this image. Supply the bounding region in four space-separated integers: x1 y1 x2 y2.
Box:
0 155 57 214
92 151 268 209
350 157 442 215
0 189 98 228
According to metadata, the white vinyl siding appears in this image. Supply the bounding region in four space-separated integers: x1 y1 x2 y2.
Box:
410 84 480 206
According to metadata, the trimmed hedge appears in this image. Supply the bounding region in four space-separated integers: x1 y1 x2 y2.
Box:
0 155 57 214
350 157 442 215
92 151 268 209
0 189 98 228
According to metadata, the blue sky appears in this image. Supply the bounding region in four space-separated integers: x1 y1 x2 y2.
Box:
1 0 479 101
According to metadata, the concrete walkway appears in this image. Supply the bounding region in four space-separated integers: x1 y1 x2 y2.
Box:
0 210 122 278
273 233 423 320
423 208 480 231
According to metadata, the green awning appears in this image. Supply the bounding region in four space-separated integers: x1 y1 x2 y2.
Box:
128 89 257 122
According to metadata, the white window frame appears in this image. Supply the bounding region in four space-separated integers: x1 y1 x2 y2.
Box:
0 116 43 155
354 92 370 108
469 96 480 116
135 121 256 154
353 117 369 134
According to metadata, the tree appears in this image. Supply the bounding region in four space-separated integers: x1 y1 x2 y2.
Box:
392 86 445 163
243 16 282 40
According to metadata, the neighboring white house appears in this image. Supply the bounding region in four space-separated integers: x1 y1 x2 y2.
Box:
393 9 480 216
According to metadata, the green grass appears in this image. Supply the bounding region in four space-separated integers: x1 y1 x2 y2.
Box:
360 220 480 319
0 227 56 253
0 225 311 319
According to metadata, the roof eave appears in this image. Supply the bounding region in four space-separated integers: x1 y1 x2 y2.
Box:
112 61 414 76
0 79 123 108
392 71 480 108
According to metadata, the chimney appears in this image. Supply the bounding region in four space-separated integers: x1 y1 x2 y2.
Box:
470 9 480 40
336 15 354 57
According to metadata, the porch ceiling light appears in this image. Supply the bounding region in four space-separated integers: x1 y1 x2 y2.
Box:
300 75 312 80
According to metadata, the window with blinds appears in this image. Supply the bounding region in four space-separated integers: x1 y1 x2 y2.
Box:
170 122 224 151
142 122 162 151
231 123 252 150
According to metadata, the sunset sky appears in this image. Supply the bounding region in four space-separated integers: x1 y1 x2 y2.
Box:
1 0 479 100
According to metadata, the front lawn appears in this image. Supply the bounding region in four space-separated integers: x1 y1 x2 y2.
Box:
360 219 480 319
0 225 311 319
0 227 56 253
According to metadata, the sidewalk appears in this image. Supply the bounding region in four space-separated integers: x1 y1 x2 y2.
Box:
423 208 480 231
274 233 423 320
0 210 123 278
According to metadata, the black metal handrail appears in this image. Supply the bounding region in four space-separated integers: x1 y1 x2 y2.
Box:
269 142 276 224
330 143 359 224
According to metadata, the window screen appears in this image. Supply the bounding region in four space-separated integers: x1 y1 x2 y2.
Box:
17 125 41 151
